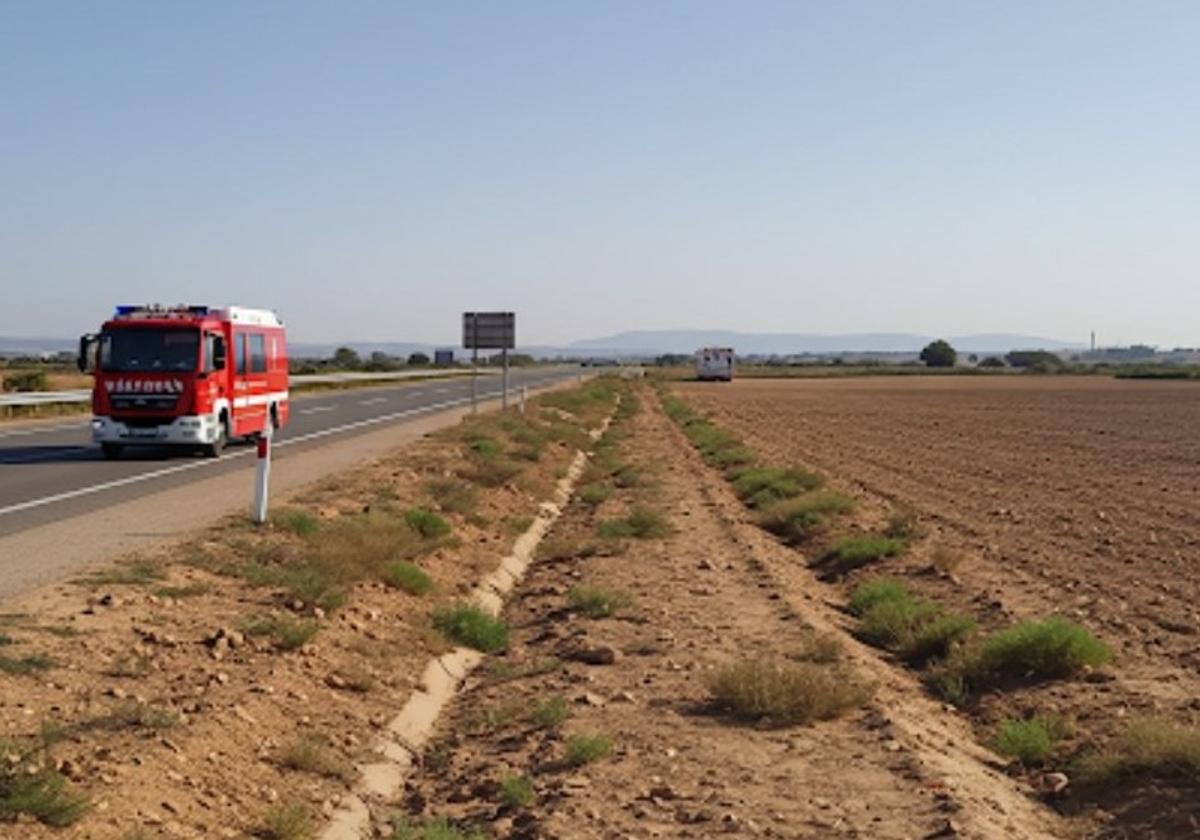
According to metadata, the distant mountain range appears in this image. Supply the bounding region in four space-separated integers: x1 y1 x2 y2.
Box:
566 330 1083 356
1 330 1085 360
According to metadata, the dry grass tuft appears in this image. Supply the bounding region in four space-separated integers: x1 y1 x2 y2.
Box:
281 735 355 782
1074 717 1200 787
708 656 871 726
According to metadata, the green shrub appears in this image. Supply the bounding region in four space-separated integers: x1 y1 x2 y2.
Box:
529 695 571 728
900 613 978 664
425 478 478 515
260 802 315 840
597 505 672 539
849 580 975 664
1074 717 1200 786
708 657 870 726
568 585 633 618
821 535 907 573
577 482 611 506
730 467 823 509
0 768 88 827
404 508 451 539
466 454 523 487
991 716 1064 764
432 604 509 653
498 775 534 808
390 817 487 840
1 371 49 393
565 733 613 766
242 614 319 651
0 653 53 675
281 735 354 781
847 579 910 616
978 617 1112 680
273 509 319 538
468 437 503 458
758 491 854 545
382 561 433 595
612 463 645 488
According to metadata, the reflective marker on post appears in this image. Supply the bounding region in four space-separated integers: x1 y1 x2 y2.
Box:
252 424 272 524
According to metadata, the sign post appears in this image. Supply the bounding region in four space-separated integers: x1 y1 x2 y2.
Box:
252 424 272 524
462 312 516 412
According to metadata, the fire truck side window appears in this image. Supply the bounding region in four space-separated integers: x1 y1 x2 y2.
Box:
249 335 267 373
205 334 226 372
234 333 247 374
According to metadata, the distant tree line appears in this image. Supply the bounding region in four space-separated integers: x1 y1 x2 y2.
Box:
292 347 538 375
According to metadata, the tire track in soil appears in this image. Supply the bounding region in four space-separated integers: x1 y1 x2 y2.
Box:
387 389 1063 839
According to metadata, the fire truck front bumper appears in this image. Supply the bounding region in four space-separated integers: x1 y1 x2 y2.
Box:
92 414 221 446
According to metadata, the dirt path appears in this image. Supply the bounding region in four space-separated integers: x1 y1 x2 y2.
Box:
393 387 1067 839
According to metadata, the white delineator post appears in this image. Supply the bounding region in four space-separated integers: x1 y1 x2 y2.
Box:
520 385 528 414
252 424 272 524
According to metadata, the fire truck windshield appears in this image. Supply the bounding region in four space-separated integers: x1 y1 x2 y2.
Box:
99 328 200 373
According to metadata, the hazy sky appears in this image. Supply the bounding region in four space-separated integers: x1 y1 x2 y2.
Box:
3 1 1198 347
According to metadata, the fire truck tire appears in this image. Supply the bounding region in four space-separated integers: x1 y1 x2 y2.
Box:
202 418 227 458
100 443 123 460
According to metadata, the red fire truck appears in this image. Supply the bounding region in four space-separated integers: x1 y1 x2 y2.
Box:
78 305 290 459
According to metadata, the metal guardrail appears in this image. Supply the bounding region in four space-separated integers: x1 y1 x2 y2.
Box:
0 369 490 408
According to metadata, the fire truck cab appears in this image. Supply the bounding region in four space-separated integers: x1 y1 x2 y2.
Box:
79 305 290 459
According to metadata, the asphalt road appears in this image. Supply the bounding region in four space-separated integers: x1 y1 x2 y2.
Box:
0 367 579 538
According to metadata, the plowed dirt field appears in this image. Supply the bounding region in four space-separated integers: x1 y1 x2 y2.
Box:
677 375 1200 837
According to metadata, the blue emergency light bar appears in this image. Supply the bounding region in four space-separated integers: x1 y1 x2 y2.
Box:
114 305 210 317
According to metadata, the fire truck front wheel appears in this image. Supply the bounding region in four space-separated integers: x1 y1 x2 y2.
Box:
202 417 228 458
100 443 123 460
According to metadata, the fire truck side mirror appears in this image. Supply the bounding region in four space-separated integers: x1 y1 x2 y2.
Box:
210 337 227 371
77 334 97 373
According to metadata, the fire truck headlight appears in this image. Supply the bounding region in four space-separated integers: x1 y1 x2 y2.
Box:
91 419 104 430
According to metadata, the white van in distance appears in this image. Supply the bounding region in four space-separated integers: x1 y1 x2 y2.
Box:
696 347 734 381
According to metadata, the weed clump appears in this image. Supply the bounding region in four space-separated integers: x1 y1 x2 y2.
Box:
931 617 1112 702
577 482 611 506
498 775 534 808
389 816 486 840
597 506 672 540
0 653 53 675
425 478 478 515
730 467 823 509
281 735 354 781
977 617 1111 680
568 586 633 618
242 614 319 651
991 716 1068 765
1074 717 1200 787
758 491 854 545
432 604 509 653
529 695 571 729
707 657 870 726
404 508 451 539
0 768 89 827
381 561 434 595
87 557 166 587
849 579 976 664
565 733 613 766
273 509 319 538
821 535 906 573
259 801 315 840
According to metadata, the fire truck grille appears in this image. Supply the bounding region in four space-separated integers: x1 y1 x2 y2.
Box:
111 396 180 412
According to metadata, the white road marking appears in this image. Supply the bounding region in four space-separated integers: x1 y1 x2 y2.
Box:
0 394 477 519
359 397 388 406
0 422 90 440
299 405 336 415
